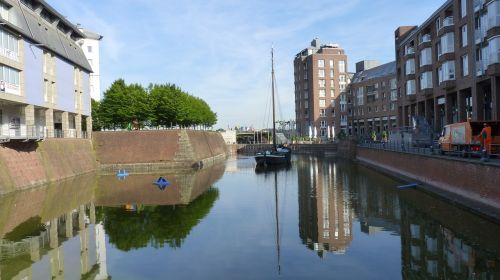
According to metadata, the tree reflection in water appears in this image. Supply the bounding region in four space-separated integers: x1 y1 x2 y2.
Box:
99 187 219 251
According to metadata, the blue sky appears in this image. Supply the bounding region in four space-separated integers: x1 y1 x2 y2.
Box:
48 0 444 129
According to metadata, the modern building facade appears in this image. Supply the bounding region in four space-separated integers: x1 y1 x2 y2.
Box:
77 25 102 101
349 61 398 139
396 0 500 133
294 38 349 140
0 0 92 142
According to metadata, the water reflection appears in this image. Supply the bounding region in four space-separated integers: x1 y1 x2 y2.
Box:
399 189 500 279
297 156 354 257
0 163 224 279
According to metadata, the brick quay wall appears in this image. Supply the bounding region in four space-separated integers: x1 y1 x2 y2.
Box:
355 146 500 219
0 130 228 194
0 139 97 194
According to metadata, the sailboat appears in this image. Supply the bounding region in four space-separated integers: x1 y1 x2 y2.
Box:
255 48 291 167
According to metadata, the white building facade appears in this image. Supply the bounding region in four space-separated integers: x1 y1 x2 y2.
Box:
0 0 93 142
77 26 102 101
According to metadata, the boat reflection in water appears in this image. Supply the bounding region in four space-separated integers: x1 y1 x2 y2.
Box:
0 162 224 279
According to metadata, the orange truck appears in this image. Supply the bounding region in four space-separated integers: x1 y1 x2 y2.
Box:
438 121 500 156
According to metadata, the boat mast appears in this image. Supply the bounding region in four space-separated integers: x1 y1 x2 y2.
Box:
271 47 277 149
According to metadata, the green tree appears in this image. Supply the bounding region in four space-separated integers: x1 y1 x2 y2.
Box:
91 98 102 131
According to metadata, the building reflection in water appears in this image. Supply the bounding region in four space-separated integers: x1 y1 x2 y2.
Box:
0 162 225 279
399 190 500 279
298 156 353 257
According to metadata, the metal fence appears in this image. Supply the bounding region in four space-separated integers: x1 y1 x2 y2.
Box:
358 140 434 156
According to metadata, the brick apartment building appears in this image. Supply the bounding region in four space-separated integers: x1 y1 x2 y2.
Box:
396 0 500 133
349 61 397 139
294 38 349 139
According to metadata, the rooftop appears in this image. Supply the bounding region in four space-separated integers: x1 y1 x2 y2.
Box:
351 61 396 83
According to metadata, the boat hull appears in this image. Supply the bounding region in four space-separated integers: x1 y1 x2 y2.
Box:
255 150 291 166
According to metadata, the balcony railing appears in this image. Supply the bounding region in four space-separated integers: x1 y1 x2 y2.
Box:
476 60 486 76
442 16 454 28
419 34 431 45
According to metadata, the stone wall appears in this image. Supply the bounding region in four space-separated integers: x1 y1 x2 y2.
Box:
0 139 97 194
357 147 500 216
93 130 228 171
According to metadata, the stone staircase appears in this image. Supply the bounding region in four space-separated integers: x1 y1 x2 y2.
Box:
174 130 197 168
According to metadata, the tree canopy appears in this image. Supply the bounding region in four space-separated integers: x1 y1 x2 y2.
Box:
93 80 217 130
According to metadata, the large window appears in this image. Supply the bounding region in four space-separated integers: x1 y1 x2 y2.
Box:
405 59 415 75
338 61 345 73
420 71 433 89
487 0 500 30
0 29 19 60
440 32 455 56
462 54 469 76
356 87 364 106
319 89 326 97
406 80 416 95
420 48 432 66
318 59 325 68
488 36 500 65
461 0 467 18
461 24 468 47
438 61 456 83
0 64 20 95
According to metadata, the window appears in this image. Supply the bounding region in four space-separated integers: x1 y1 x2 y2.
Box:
339 75 346 83
319 89 326 97
303 91 309 99
462 54 469 76
329 60 333 68
318 69 325 78
488 36 500 65
0 29 19 60
330 69 334 78
320 120 327 128
487 0 500 30
319 99 326 108
304 101 309 109
356 87 364 106
461 25 468 47
419 48 432 67
406 80 416 95
88 45 93 53
420 71 433 89
330 79 334 87
340 83 346 92
318 59 324 68
440 32 455 55
330 89 335 97
405 59 415 75
44 79 49 102
438 60 456 83
461 0 467 18
304 83 308 90
319 79 325 88
0 2 9 20
339 61 345 73
436 17 441 34
320 109 326 117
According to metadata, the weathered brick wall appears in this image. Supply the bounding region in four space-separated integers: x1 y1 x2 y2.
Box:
93 130 227 165
357 147 500 210
0 139 97 194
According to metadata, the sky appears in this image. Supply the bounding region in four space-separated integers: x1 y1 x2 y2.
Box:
48 0 444 129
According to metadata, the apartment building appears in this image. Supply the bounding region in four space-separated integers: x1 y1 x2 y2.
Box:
349 61 397 139
0 0 93 142
294 38 349 140
77 25 102 101
396 0 500 133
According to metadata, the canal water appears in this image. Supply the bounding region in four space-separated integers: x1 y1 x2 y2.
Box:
1 155 500 279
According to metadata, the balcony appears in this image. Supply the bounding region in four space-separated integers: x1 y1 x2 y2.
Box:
405 47 415 56
419 34 431 45
442 16 454 28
